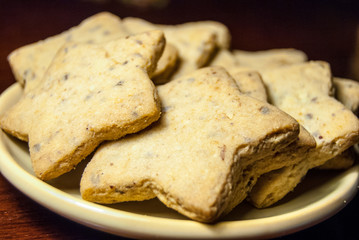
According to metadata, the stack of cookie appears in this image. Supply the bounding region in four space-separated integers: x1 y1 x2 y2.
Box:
209 47 359 208
1 12 358 222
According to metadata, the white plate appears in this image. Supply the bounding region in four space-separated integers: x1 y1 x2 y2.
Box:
0 83 358 239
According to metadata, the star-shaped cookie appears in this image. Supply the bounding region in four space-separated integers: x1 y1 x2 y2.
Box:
80 66 299 222
226 69 316 208
250 61 359 207
1 30 165 180
8 12 129 93
122 17 231 82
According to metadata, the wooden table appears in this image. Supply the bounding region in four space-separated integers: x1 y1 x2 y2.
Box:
1 0 359 239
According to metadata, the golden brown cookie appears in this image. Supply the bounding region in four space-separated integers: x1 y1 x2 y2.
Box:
233 48 307 71
80 66 299 222
333 77 359 114
230 69 316 208
318 148 355 170
123 17 230 81
8 12 129 93
1 30 165 180
229 69 268 102
151 43 179 84
318 77 359 170
248 61 359 207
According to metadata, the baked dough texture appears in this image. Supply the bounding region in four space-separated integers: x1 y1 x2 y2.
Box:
80 66 299 222
248 61 359 207
1 30 165 180
8 12 129 93
123 17 231 81
228 68 317 208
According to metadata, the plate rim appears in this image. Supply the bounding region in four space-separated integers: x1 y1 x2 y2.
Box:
0 83 358 239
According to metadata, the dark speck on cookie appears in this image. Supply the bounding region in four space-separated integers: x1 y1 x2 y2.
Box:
259 106 270 114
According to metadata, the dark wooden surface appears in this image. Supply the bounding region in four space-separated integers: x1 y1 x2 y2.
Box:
1 0 359 239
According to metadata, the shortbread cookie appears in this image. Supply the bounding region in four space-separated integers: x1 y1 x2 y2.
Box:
1 30 165 180
245 124 315 206
248 61 359 207
208 49 256 74
80 66 299 222
228 69 315 198
230 69 316 208
250 146 355 208
233 48 307 71
179 20 231 49
8 12 129 93
221 54 357 172
123 17 231 49
248 162 308 208
319 77 359 169
151 43 179 84
123 17 230 81
318 148 355 170
248 127 316 208
208 49 239 71
208 50 268 101
230 69 268 102
333 77 359 114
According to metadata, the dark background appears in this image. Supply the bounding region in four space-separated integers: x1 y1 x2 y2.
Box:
1 0 359 239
